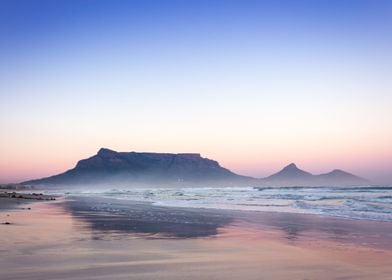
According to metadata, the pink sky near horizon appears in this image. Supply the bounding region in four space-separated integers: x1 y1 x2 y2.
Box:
2 88 391 184
1 85 391 184
1 140 391 184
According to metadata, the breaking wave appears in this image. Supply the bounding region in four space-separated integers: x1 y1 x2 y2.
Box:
51 185 392 222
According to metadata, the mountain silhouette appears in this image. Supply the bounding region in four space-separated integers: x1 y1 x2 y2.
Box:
265 163 312 181
262 163 368 186
23 149 369 187
24 148 252 187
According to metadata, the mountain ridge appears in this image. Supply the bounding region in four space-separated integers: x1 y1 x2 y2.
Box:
262 163 369 186
24 148 253 187
23 148 369 187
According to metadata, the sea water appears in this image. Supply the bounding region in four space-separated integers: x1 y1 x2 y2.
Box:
52 186 392 222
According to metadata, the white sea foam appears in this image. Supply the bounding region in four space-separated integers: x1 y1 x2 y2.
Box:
48 185 392 222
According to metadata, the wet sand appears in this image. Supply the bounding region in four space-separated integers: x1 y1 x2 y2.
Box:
0 191 56 211
1 196 392 280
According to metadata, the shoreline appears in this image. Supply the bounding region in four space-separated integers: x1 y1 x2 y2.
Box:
3 191 391 247
65 195 392 250
1 195 392 279
0 191 57 211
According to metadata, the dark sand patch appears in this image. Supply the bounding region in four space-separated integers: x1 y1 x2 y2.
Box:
64 196 233 238
0 192 56 211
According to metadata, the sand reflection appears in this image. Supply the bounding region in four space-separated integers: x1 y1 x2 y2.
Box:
2 198 392 280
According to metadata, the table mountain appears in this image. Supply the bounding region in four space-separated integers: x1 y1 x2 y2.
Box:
24 148 253 187
23 149 369 187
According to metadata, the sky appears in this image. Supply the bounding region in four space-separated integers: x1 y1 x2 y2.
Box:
0 0 391 184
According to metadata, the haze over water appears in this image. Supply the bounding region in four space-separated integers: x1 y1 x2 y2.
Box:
45 185 392 222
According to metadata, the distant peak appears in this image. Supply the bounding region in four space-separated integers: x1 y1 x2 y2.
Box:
327 169 354 176
97 148 117 157
265 162 312 182
283 163 299 170
331 169 344 173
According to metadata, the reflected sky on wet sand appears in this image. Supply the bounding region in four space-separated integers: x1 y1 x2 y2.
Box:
2 199 392 280
62 196 392 250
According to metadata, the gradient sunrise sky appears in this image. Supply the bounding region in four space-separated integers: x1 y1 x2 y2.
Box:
0 0 391 184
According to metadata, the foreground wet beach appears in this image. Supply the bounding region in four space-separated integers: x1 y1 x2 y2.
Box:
1 197 392 280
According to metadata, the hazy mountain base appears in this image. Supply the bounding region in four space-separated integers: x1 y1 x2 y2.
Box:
23 149 369 188
263 163 368 187
24 148 256 188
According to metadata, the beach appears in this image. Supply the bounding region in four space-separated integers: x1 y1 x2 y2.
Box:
0 191 56 211
1 194 392 280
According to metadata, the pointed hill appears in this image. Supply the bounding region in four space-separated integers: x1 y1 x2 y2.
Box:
266 163 313 181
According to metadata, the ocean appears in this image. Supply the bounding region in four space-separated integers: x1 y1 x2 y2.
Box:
50 185 392 222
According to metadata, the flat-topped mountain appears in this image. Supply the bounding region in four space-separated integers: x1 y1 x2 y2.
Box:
24 148 252 187
262 163 368 186
23 149 369 187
